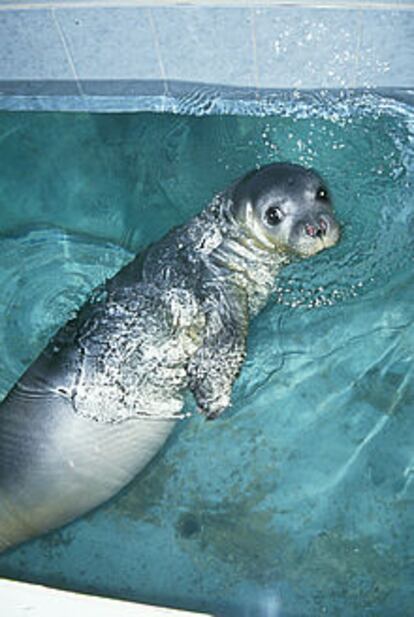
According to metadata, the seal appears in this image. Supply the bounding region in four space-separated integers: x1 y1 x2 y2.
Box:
0 163 340 551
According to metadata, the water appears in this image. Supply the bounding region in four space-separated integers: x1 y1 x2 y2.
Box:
0 92 413 616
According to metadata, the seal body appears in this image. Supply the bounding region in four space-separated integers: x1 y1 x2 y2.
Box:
0 163 340 551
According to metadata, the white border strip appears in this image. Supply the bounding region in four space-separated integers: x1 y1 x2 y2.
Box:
0 0 413 11
0 579 211 617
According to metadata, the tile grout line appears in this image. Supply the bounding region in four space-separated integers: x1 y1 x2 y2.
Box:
146 8 169 99
353 8 363 89
51 8 85 97
250 7 261 97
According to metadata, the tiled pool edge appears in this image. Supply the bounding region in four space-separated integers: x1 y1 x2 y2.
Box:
0 82 413 114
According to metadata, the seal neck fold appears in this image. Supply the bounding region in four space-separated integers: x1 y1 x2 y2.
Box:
204 193 289 316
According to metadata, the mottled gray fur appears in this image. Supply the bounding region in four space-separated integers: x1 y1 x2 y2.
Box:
34 188 283 424
21 163 339 423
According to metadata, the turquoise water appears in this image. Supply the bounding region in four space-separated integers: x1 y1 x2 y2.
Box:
0 93 413 616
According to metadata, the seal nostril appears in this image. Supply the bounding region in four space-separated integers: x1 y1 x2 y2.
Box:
305 223 317 237
319 217 328 235
305 219 327 239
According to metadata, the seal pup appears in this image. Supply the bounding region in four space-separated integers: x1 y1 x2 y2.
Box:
0 163 340 551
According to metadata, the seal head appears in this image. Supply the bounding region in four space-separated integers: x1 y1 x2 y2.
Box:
230 162 340 257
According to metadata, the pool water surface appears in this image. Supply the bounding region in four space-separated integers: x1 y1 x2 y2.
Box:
0 92 413 616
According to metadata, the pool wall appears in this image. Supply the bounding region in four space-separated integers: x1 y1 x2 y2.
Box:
0 1 413 112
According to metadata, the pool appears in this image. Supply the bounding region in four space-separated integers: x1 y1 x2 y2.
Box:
0 3 413 617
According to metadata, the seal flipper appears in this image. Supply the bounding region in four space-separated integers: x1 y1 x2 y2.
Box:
188 285 249 419
0 372 174 551
0 279 200 551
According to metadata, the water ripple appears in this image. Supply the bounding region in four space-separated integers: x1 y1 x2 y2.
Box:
0 227 131 398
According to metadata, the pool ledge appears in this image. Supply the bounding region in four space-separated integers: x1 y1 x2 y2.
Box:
0 578 212 617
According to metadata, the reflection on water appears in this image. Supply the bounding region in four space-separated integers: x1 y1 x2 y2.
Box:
0 92 413 616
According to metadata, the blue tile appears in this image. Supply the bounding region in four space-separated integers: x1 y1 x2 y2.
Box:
254 6 362 89
0 9 72 80
1 4 411 95
358 10 414 88
54 8 162 82
150 6 256 89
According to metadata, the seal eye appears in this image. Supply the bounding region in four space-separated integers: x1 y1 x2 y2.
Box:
265 206 283 226
316 187 329 201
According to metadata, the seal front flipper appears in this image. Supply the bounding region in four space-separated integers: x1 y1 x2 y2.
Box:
187 286 249 419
